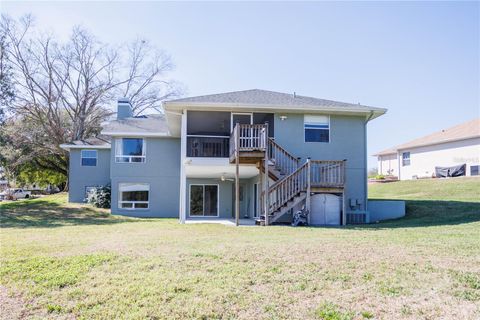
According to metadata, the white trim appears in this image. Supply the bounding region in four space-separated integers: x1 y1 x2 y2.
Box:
118 183 150 210
115 138 147 163
101 131 170 137
179 110 187 223
164 101 387 117
60 144 110 150
188 184 220 217
231 112 253 130
80 149 97 167
303 115 331 143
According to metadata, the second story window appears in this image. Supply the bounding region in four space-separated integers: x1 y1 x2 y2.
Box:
81 150 97 166
115 138 146 163
304 115 330 143
402 152 410 166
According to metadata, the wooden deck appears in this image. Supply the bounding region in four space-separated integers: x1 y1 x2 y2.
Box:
229 123 346 226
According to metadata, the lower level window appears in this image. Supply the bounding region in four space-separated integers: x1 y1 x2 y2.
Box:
190 184 218 216
402 152 411 166
471 165 479 176
119 183 149 209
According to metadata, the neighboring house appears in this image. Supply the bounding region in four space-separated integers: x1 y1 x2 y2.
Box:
61 90 387 225
374 118 480 180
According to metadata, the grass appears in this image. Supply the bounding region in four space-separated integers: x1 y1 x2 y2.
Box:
1 178 479 319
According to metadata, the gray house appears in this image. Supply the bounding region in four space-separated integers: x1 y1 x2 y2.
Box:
61 89 386 225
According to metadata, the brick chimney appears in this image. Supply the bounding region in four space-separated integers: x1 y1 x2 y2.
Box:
117 98 133 119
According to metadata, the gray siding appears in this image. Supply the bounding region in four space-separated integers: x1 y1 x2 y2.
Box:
111 137 180 217
274 114 368 211
68 149 111 202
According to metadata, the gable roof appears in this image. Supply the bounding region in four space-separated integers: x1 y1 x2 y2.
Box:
59 136 111 150
101 114 172 137
164 89 386 119
374 118 480 156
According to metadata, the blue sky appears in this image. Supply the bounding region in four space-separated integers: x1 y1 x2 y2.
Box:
3 1 479 167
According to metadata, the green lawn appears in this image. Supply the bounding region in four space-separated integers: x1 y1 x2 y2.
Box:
1 178 479 319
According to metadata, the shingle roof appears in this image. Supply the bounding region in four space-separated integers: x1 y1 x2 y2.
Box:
164 89 386 115
59 136 111 150
101 114 170 136
374 118 480 156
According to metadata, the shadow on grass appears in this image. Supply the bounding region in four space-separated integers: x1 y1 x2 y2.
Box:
0 198 136 228
354 200 480 229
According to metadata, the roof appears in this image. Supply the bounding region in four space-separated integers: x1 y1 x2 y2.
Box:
164 89 387 119
59 136 111 150
374 118 480 156
100 114 172 137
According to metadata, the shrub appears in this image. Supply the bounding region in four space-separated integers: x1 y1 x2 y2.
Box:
374 174 385 180
86 185 111 208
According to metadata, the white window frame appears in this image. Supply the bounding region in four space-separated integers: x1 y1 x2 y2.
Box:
80 150 98 166
402 152 411 167
118 183 150 210
304 115 330 143
188 184 219 217
231 112 253 131
115 138 146 163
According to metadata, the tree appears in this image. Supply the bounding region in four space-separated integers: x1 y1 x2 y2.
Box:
0 29 15 123
0 14 182 180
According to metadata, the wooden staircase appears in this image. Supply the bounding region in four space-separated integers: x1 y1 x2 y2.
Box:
229 123 346 226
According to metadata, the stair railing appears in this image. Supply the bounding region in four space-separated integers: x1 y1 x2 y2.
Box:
261 161 310 216
268 138 299 175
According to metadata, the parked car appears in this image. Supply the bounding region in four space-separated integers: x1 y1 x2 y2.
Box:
0 188 32 201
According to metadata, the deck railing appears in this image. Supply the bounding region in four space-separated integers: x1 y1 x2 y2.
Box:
310 160 345 187
229 124 268 157
187 136 230 158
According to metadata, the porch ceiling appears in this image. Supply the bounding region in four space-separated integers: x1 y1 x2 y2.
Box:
185 159 259 179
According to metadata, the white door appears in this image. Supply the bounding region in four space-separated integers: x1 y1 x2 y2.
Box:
310 194 341 226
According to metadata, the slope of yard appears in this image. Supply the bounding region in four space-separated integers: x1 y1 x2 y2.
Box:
1 180 479 319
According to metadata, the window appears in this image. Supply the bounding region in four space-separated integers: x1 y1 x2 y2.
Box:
471 165 479 176
189 185 218 217
115 138 146 163
81 150 97 166
118 183 149 209
402 152 410 166
304 115 330 142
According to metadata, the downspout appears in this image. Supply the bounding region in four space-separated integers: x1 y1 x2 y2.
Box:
364 111 375 223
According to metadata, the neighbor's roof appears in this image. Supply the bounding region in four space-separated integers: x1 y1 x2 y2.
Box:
101 114 170 137
374 118 480 156
59 136 111 150
164 89 387 119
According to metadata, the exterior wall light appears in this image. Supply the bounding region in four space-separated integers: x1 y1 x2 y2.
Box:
280 115 288 121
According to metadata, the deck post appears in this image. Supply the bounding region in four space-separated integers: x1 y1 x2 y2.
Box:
263 123 269 226
235 124 240 226
342 159 347 226
306 158 311 224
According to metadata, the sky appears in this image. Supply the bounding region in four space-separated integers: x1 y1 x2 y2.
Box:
2 1 479 168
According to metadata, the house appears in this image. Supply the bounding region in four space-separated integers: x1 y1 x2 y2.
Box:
374 118 480 180
61 89 387 225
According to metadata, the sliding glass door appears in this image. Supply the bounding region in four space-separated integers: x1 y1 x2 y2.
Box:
189 185 219 217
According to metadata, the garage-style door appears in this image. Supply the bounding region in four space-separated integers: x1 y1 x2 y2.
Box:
310 193 341 225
